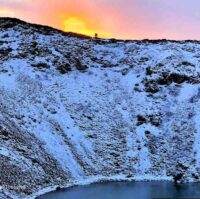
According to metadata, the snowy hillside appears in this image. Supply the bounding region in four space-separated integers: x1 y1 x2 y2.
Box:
1 18 200 198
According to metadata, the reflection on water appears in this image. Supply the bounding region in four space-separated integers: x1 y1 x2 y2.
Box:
38 181 200 199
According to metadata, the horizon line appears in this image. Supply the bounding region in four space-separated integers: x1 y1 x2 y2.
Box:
1 17 200 42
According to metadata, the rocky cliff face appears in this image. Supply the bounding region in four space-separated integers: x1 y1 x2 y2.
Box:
1 18 200 198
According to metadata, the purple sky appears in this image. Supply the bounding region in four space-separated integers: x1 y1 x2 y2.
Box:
0 0 200 39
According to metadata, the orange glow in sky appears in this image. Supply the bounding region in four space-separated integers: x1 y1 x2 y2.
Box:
1 0 200 40
0 9 14 17
63 16 111 37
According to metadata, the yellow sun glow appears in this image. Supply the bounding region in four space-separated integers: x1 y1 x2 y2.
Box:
63 17 110 38
0 9 14 17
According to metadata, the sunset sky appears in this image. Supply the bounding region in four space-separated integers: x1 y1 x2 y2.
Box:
1 0 200 39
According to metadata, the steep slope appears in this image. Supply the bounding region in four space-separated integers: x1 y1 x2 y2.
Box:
1 18 200 198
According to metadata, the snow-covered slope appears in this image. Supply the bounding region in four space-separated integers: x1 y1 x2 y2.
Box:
1 18 200 198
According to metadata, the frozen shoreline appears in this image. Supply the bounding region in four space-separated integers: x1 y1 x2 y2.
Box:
28 175 173 199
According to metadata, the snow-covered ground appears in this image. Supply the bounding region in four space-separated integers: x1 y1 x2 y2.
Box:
0 18 200 198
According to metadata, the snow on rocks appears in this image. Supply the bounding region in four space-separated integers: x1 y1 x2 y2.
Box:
0 18 200 198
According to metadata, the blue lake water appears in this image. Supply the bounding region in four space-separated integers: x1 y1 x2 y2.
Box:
38 181 200 199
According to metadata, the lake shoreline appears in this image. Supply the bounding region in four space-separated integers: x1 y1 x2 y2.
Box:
28 175 174 199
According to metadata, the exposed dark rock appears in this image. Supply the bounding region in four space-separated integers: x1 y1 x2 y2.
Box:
157 72 199 85
0 48 12 56
173 173 184 183
75 59 88 71
57 62 72 74
145 66 154 76
32 62 50 70
137 115 147 126
180 61 195 67
144 80 160 93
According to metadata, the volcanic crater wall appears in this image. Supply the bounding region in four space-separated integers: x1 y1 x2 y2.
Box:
0 18 200 198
